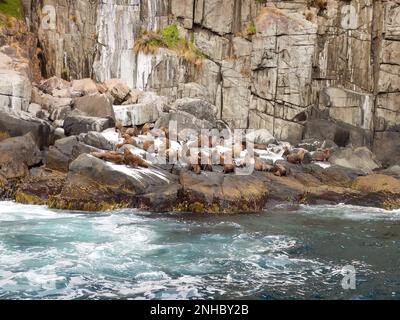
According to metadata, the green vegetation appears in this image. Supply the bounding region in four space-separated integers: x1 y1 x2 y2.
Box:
0 0 23 20
246 21 256 36
134 24 206 66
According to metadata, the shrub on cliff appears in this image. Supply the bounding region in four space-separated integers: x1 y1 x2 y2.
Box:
0 0 23 20
134 24 206 66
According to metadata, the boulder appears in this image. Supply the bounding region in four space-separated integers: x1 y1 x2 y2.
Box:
138 91 169 106
26 103 43 117
78 131 116 151
49 154 178 211
15 169 67 205
71 78 98 96
176 171 269 214
38 76 70 95
74 94 115 119
352 174 400 194
170 98 218 124
155 110 214 134
113 103 159 126
122 89 143 105
64 115 115 136
329 147 381 174
46 136 101 172
0 109 54 148
0 69 31 110
49 105 72 121
104 79 130 104
373 131 400 168
381 165 400 179
0 133 42 179
246 129 276 146
303 119 372 148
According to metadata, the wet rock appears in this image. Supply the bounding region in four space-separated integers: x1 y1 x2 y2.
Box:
15 169 66 205
352 174 400 194
49 154 177 211
176 171 268 214
64 115 115 136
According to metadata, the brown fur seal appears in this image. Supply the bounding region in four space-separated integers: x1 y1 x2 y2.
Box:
123 149 148 168
223 163 235 174
255 157 271 172
287 149 306 165
143 140 155 152
190 164 202 174
142 123 154 135
91 151 124 165
116 135 137 149
125 127 138 137
273 163 287 177
312 149 331 162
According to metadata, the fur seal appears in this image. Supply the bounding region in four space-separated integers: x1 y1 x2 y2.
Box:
255 157 271 172
143 140 155 152
223 163 235 174
123 149 148 168
142 123 154 135
312 149 331 162
91 151 124 165
190 164 202 174
273 163 287 177
116 135 137 149
287 149 306 164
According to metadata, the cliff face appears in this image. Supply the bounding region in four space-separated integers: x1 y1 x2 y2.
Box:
27 0 400 164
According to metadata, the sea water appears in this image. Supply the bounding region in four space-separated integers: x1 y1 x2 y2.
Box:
0 202 399 300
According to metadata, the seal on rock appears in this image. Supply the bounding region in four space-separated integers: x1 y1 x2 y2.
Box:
123 149 148 168
91 151 124 165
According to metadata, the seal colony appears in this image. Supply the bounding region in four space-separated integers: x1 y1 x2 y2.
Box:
1 76 399 214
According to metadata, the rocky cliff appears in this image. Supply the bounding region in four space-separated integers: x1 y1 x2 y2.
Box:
24 0 399 166
1 0 400 213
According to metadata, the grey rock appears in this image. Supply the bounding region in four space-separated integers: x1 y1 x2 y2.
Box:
79 131 115 150
64 115 115 136
114 103 159 126
0 133 42 179
171 98 218 124
329 147 381 174
0 109 54 149
74 94 115 119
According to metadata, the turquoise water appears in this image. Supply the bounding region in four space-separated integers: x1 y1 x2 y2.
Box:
0 201 399 300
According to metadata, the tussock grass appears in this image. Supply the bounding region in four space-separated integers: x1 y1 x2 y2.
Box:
0 0 23 20
134 24 206 66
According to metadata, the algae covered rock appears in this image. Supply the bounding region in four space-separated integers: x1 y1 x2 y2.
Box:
176 171 269 214
49 154 178 211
